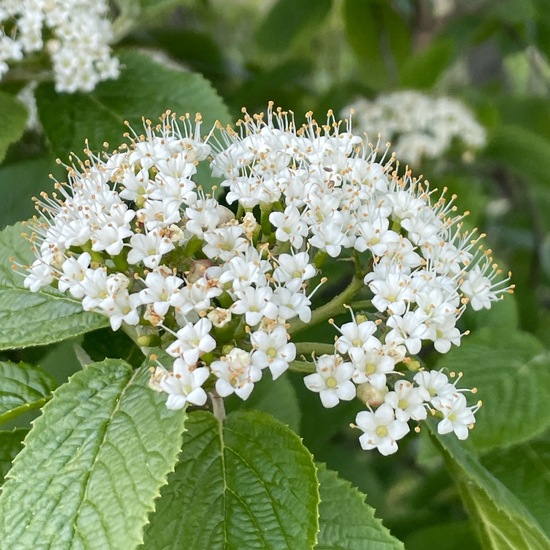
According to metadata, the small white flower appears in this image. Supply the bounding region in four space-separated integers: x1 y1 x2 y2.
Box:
413 370 454 400
269 205 308 249
272 286 311 323
231 286 278 326
460 265 498 311
251 325 296 379
272 251 316 292
435 393 476 440
138 270 184 317
349 345 394 389
166 318 217 364
384 380 429 422
127 230 175 268
355 403 410 456
157 359 210 410
386 311 429 355
334 318 378 355
211 348 262 400
304 354 356 408
58 252 91 297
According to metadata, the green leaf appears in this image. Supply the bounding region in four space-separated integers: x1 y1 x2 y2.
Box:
0 222 109 350
0 156 58 229
431 424 550 549
436 328 549 452
316 463 404 549
494 96 550 141
0 428 28 481
0 359 187 549
343 0 411 89
399 38 455 89
142 410 319 549
459 290 519 331
256 0 333 52
484 125 550 189
405 521 481 550
0 91 27 163
482 436 550 537
0 361 57 424
225 372 301 433
35 50 231 158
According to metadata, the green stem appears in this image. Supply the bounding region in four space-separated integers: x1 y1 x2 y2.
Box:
288 276 365 335
288 360 317 374
260 203 273 237
295 342 335 357
112 250 129 272
0 397 50 424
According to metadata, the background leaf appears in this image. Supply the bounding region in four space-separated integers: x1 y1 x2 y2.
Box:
0 361 57 424
0 359 187 549
399 39 455 89
436 327 550 452
0 91 27 163
0 223 109 350
482 434 550 538
343 0 410 89
256 0 333 53
142 410 319 550
316 463 404 549
431 424 550 549
0 157 58 230
0 428 28 481
35 50 231 159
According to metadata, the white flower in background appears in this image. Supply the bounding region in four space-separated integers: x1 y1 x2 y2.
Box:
22 105 511 454
0 0 119 92
343 91 486 167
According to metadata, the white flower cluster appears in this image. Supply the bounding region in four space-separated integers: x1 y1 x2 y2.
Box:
0 0 119 92
22 105 511 455
343 91 486 167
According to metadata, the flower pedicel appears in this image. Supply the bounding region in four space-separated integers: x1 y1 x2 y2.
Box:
20 104 513 455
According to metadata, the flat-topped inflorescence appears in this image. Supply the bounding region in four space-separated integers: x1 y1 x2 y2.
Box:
21 104 513 455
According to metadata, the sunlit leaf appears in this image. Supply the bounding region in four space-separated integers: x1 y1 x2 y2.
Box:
0 359 187 549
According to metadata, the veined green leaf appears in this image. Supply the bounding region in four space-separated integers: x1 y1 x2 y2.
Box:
431 424 550 549
0 222 109 350
316 463 404 549
225 372 301 433
0 359 187 549
36 50 230 159
0 361 57 424
142 410 319 549
436 328 549 452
